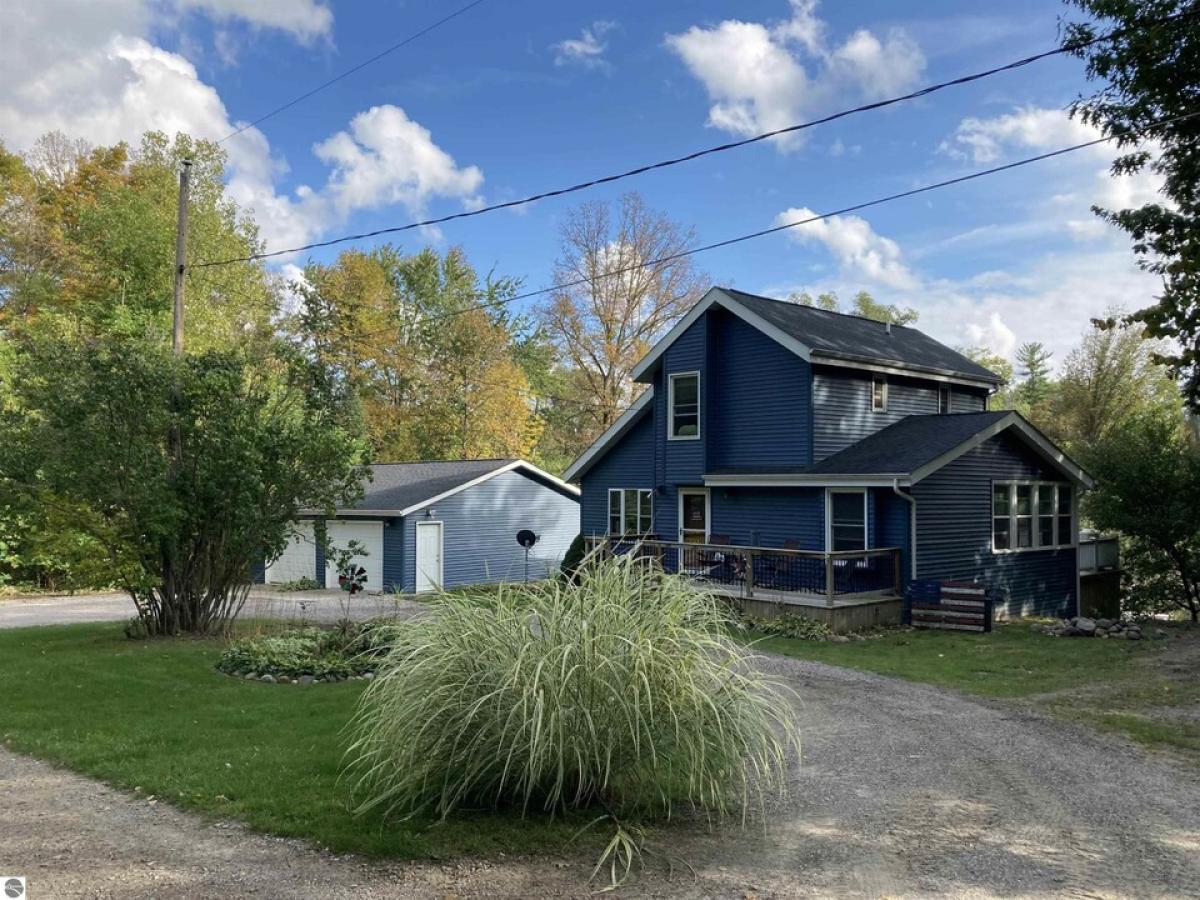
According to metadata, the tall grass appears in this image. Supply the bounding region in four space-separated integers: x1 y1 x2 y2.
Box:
346 555 799 834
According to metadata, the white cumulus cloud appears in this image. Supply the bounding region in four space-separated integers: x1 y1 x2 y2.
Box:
665 0 925 151
0 0 483 259
775 207 918 289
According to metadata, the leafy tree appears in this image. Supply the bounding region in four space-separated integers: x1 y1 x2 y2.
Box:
850 290 919 325
957 345 1022 410
1047 312 1181 450
1064 1 1200 408
1014 342 1055 410
1083 411 1200 622
0 131 276 346
288 245 541 461
1 332 367 635
787 290 839 311
538 192 708 446
785 289 919 324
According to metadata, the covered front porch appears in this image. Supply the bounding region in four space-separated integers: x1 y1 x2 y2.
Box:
585 536 904 632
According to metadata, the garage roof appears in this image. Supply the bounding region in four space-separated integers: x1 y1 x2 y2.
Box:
338 459 579 516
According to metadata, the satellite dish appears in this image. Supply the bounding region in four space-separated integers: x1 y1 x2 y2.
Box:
516 529 538 548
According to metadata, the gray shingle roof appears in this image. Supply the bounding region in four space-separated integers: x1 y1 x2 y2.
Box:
720 288 1002 383
354 459 516 511
806 412 1011 475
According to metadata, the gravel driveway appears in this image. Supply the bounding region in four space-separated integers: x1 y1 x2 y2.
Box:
3 652 1198 898
0 588 425 629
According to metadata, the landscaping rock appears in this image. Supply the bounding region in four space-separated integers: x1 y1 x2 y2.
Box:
362 672 375 680
259 674 276 684
298 675 315 685
1153 628 1169 640
1076 617 1097 636
243 672 258 681
829 635 851 643
1125 629 1142 641
1096 618 1114 630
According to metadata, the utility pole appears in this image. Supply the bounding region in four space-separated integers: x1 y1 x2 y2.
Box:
173 159 192 356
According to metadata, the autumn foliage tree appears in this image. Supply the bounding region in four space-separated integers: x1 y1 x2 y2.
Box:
538 193 708 452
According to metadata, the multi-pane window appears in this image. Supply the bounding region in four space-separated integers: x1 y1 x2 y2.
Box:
829 490 867 551
669 372 700 439
608 489 653 535
992 482 1072 552
871 375 888 412
938 384 951 414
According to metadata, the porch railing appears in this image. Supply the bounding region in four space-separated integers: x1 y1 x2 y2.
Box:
584 536 902 607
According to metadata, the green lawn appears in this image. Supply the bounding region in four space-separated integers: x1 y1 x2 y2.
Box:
748 621 1200 762
0 623 578 859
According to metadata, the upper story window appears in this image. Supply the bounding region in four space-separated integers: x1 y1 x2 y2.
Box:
938 384 951 414
669 372 700 440
871 375 888 412
992 481 1072 552
608 489 653 535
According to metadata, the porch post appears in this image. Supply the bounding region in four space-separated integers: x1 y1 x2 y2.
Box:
825 554 836 608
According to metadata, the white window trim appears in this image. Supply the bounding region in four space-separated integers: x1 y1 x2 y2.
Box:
668 371 701 441
677 488 710 542
825 488 869 552
938 384 951 414
607 488 653 536
871 375 888 413
991 480 1075 554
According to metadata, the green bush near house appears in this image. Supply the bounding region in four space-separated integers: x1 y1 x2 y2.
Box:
217 622 406 680
557 532 587 584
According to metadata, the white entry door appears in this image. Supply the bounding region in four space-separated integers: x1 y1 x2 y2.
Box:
265 521 316 584
324 520 384 593
414 521 443 593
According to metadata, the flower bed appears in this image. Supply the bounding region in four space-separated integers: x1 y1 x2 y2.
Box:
218 621 405 684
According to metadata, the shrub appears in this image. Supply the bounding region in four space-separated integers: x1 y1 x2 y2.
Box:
741 613 832 641
346 555 798 877
275 576 322 592
557 532 587 584
217 621 403 679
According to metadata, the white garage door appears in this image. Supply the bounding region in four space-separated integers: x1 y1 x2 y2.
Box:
324 520 385 594
265 521 316 584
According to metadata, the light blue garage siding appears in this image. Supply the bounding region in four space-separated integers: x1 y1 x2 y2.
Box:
400 469 580 591
912 431 1077 618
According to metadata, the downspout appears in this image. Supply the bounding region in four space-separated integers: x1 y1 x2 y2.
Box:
892 479 917 582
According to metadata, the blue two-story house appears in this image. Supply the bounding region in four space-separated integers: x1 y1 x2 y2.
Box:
563 287 1094 624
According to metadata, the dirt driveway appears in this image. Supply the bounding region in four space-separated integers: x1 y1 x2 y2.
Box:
3 653 1198 899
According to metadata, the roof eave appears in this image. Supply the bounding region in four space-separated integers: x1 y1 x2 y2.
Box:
704 473 911 488
810 351 1003 389
562 391 654 483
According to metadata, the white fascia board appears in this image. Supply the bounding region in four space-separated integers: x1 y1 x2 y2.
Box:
704 473 910 488
629 288 814 382
811 353 1001 389
562 389 654 483
909 413 1095 488
398 460 580 517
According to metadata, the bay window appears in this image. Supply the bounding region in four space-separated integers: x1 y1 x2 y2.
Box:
992 481 1072 552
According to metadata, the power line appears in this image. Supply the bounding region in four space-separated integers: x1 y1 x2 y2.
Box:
193 8 1198 268
347 107 1200 332
217 0 490 146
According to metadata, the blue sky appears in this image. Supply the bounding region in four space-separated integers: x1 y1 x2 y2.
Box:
2 0 1163 365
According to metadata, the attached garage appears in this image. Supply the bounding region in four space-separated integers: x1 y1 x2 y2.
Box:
255 459 580 594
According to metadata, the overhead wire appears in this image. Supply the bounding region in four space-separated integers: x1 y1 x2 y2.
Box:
192 7 1199 268
217 0 490 145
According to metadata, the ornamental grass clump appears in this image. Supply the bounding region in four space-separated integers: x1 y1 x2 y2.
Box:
346 555 799 856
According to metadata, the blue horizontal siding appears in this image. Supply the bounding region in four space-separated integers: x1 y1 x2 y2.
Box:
912 431 1077 617
709 487 824 549
401 469 580 591
813 368 991 459
708 309 812 469
580 411 655 537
